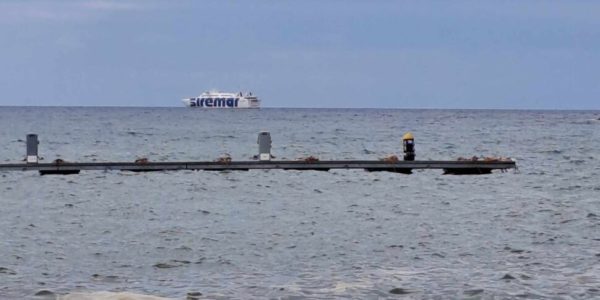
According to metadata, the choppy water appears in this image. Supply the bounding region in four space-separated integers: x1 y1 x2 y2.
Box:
0 107 599 299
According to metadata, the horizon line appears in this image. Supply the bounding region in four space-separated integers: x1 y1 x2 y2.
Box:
0 105 599 112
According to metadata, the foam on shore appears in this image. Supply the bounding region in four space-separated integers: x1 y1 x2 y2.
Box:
59 291 172 300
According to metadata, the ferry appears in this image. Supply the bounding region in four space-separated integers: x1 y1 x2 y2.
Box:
182 91 260 108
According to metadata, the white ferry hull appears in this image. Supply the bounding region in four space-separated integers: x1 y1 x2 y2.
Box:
182 91 260 108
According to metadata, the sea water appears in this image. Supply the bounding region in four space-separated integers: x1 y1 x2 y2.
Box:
0 107 599 299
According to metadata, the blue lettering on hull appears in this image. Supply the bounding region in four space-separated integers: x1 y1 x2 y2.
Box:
190 98 239 108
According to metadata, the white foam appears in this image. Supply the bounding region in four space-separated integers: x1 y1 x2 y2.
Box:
60 291 172 300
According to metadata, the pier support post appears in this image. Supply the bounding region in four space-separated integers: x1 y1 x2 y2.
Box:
257 131 272 161
26 134 39 164
403 132 415 161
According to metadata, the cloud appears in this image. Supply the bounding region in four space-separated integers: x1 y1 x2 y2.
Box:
80 0 146 12
0 0 151 23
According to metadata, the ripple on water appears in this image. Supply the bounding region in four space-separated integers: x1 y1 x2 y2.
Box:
1 108 600 298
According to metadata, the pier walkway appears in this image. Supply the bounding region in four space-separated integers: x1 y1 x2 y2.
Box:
0 160 516 175
4 132 516 175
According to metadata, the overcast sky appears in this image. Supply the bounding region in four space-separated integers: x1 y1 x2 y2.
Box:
1 0 599 109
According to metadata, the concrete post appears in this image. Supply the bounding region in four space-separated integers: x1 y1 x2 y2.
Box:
26 134 39 164
257 131 272 161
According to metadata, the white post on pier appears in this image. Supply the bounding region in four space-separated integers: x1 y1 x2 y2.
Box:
26 134 39 164
257 131 272 161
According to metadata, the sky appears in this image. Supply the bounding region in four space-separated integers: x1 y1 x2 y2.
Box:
0 0 599 109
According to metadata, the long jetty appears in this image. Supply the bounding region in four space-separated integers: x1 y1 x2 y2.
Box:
0 160 515 174
1 132 516 175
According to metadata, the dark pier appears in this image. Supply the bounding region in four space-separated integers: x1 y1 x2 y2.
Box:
0 159 516 175
1 132 517 175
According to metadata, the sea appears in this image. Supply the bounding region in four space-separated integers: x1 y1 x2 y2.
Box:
0 107 599 299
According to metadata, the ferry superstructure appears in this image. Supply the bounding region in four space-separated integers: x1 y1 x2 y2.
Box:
182 91 260 108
